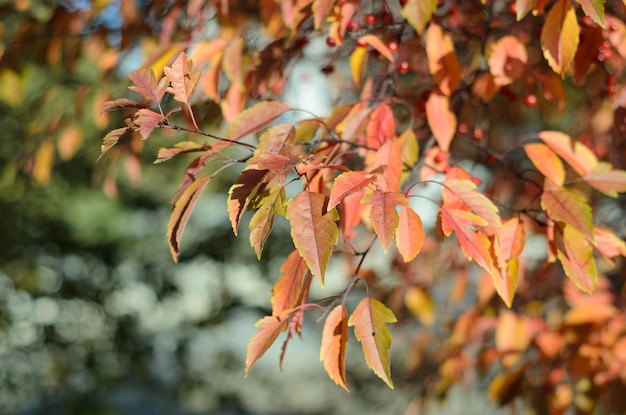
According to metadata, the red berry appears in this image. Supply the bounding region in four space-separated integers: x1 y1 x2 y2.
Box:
607 83 617 95
347 19 361 32
356 39 368 47
609 22 618 32
381 12 393 25
434 151 448 163
508 2 516 14
387 40 399 53
397 61 410 73
457 122 469 134
399 0 408 6
473 128 484 140
597 53 606 62
607 75 616 85
365 13 377 25
523 93 538 107
486 154 497 164
321 65 335 74
326 36 336 47
471 177 482 187
582 16 594 27
296 37 308 47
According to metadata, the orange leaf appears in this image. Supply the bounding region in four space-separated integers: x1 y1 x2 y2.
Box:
190 38 229 65
488 36 528 86
286 192 339 285
582 162 626 197
320 305 349 391
57 126 83 161
254 124 296 157
593 226 626 264
328 171 375 210
348 297 397 388
356 34 395 63
442 179 501 235
426 23 461 95
524 143 565 185
312 0 334 30
226 101 292 141
164 52 199 105
271 250 308 317
32 139 54 185
556 225 598 293
563 304 616 325
365 103 396 149
245 316 288 375
128 68 168 103
495 218 526 265
222 38 245 91
492 257 519 308
202 51 223 103
574 0 604 27
541 187 594 242
538 131 597 175
167 176 210 262
495 310 530 367
349 44 368 85
371 139 403 192
228 168 270 235
440 208 494 274
249 187 286 259
362 190 408 252
101 98 144 114
134 108 164 139
425 91 457 152
255 154 298 183
400 0 436 35
541 0 580 76
395 206 424 262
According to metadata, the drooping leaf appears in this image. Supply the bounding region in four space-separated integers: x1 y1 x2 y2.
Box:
425 91 457 152
228 168 270 235
593 226 626 265
556 224 598 293
222 38 245 91
371 139 403 192
495 218 526 266
286 192 339 285
524 143 565 185
98 127 133 161
515 0 537 21
348 297 397 389
362 190 408 252
339 191 366 240
167 176 210 262
355 34 395 63
488 36 528 86
328 171 375 209
582 162 626 197
365 103 396 149
134 108 164 139
271 250 308 317
350 44 368 85
442 179 501 235
404 286 435 326
492 257 519 308
426 23 461 95
574 0 604 27
541 0 580 76
320 305 349 391
203 51 224 103
440 208 494 274
538 131 597 175
312 0 334 30
128 68 168 103
400 0 437 35
101 98 145 114
245 316 288 375
396 206 424 262
226 101 292 141
249 187 286 259
541 187 594 242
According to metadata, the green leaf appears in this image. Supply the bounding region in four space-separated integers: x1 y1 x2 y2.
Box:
574 0 605 27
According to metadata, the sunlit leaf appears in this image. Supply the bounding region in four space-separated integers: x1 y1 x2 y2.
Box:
488 36 528 86
515 0 537 20
164 52 200 106
98 127 133 161
495 310 530 366
495 218 526 265
167 176 210 262
400 0 437 35
128 68 168 102
286 192 339 285
541 0 579 76
541 187 594 242
101 98 145 114
355 34 395 63
271 250 308 317
574 0 604 27
32 139 54 185
245 316 288 375
228 168 270 235
226 101 292 141
362 190 408 252
442 179 501 235
524 143 565 185
57 126 83 161
320 305 349 391
582 162 626 197
556 224 598 293
538 131 597 175
396 206 424 262
350 45 368 85
134 108 164 139
249 187 286 259
155 141 211 164
348 297 397 389
563 304 616 325
254 124 296 157
440 208 494 274
593 226 626 265
328 171 375 209
222 38 245 91
371 139 403 192
426 23 461 96
425 91 457 152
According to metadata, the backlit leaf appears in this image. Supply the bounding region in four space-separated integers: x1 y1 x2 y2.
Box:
228 168 270 235
425 91 457 152
167 176 210 262
524 143 565 185
563 304 616 325
426 23 461 95
320 305 349 391
556 224 598 292
404 286 435 326
348 297 397 388
350 45 368 85
134 108 164 139
226 101 292 141
57 126 83 161
495 218 526 265
396 206 424 262
371 139 403 192
541 187 594 242
400 0 436 35
32 139 54 185
249 187 286 259
155 141 211 164
442 179 501 235
440 208 494 274
574 0 604 27
492 258 519 308
593 226 626 265
254 124 296 157
128 68 168 102
541 0 579 76
164 52 200 106
245 316 288 375
362 190 408 252
538 131 597 175
286 192 339 285
582 162 626 197
271 250 308 317
328 171 375 209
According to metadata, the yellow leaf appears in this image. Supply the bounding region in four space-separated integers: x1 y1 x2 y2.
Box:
541 0 579 76
350 45 368 85
404 287 435 326
524 143 565 185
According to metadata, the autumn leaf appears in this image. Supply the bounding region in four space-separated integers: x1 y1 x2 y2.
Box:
134 108 164 139
167 176 210 262
426 23 461 95
245 316 288 375
440 208 494 274
574 0 604 27
425 91 457 152
492 258 519 308
524 143 565 185
556 224 598 293
249 187 286 259
350 44 368 85
495 218 526 266
593 226 626 265
154 141 211 164
254 124 296 157
286 192 339 285
228 168 270 235
355 35 395 63
128 68 168 103
164 52 201 106
515 0 538 21
400 0 436 35
541 0 580 76
328 171 375 209
563 304 616 325
271 250 308 317
362 190 408 252
312 0 334 30
348 297 397 389
222 38 245 91
100 98 145 114
582 162 626 197
395 206 424 262
32 139 54 185
226 101 292 141
98 127 133 161
404 286 435 326
538 131 597 175
540 187 594 242
320 305 349 391
489 36 528 86
370 139 403 192
442 179 501 235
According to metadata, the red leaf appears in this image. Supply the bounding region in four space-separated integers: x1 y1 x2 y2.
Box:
228 168 270 235
582 162 626 197
271 250 308 317
226 101 292 141
425 91 457 152
329 171 375 209
395 206 424 262
167 176 210 262
286 192 339 285
426 23 460 95
348 297 397 389
541 187 594 242
255 154 298 183
134 108 164 139
245 316 288 375
440 208 494 274
540 0 580 76
320 305 349 391
538 131 597 175
365 103 396 149
362 190 408 252
129 68 168 103
524 143 565 185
